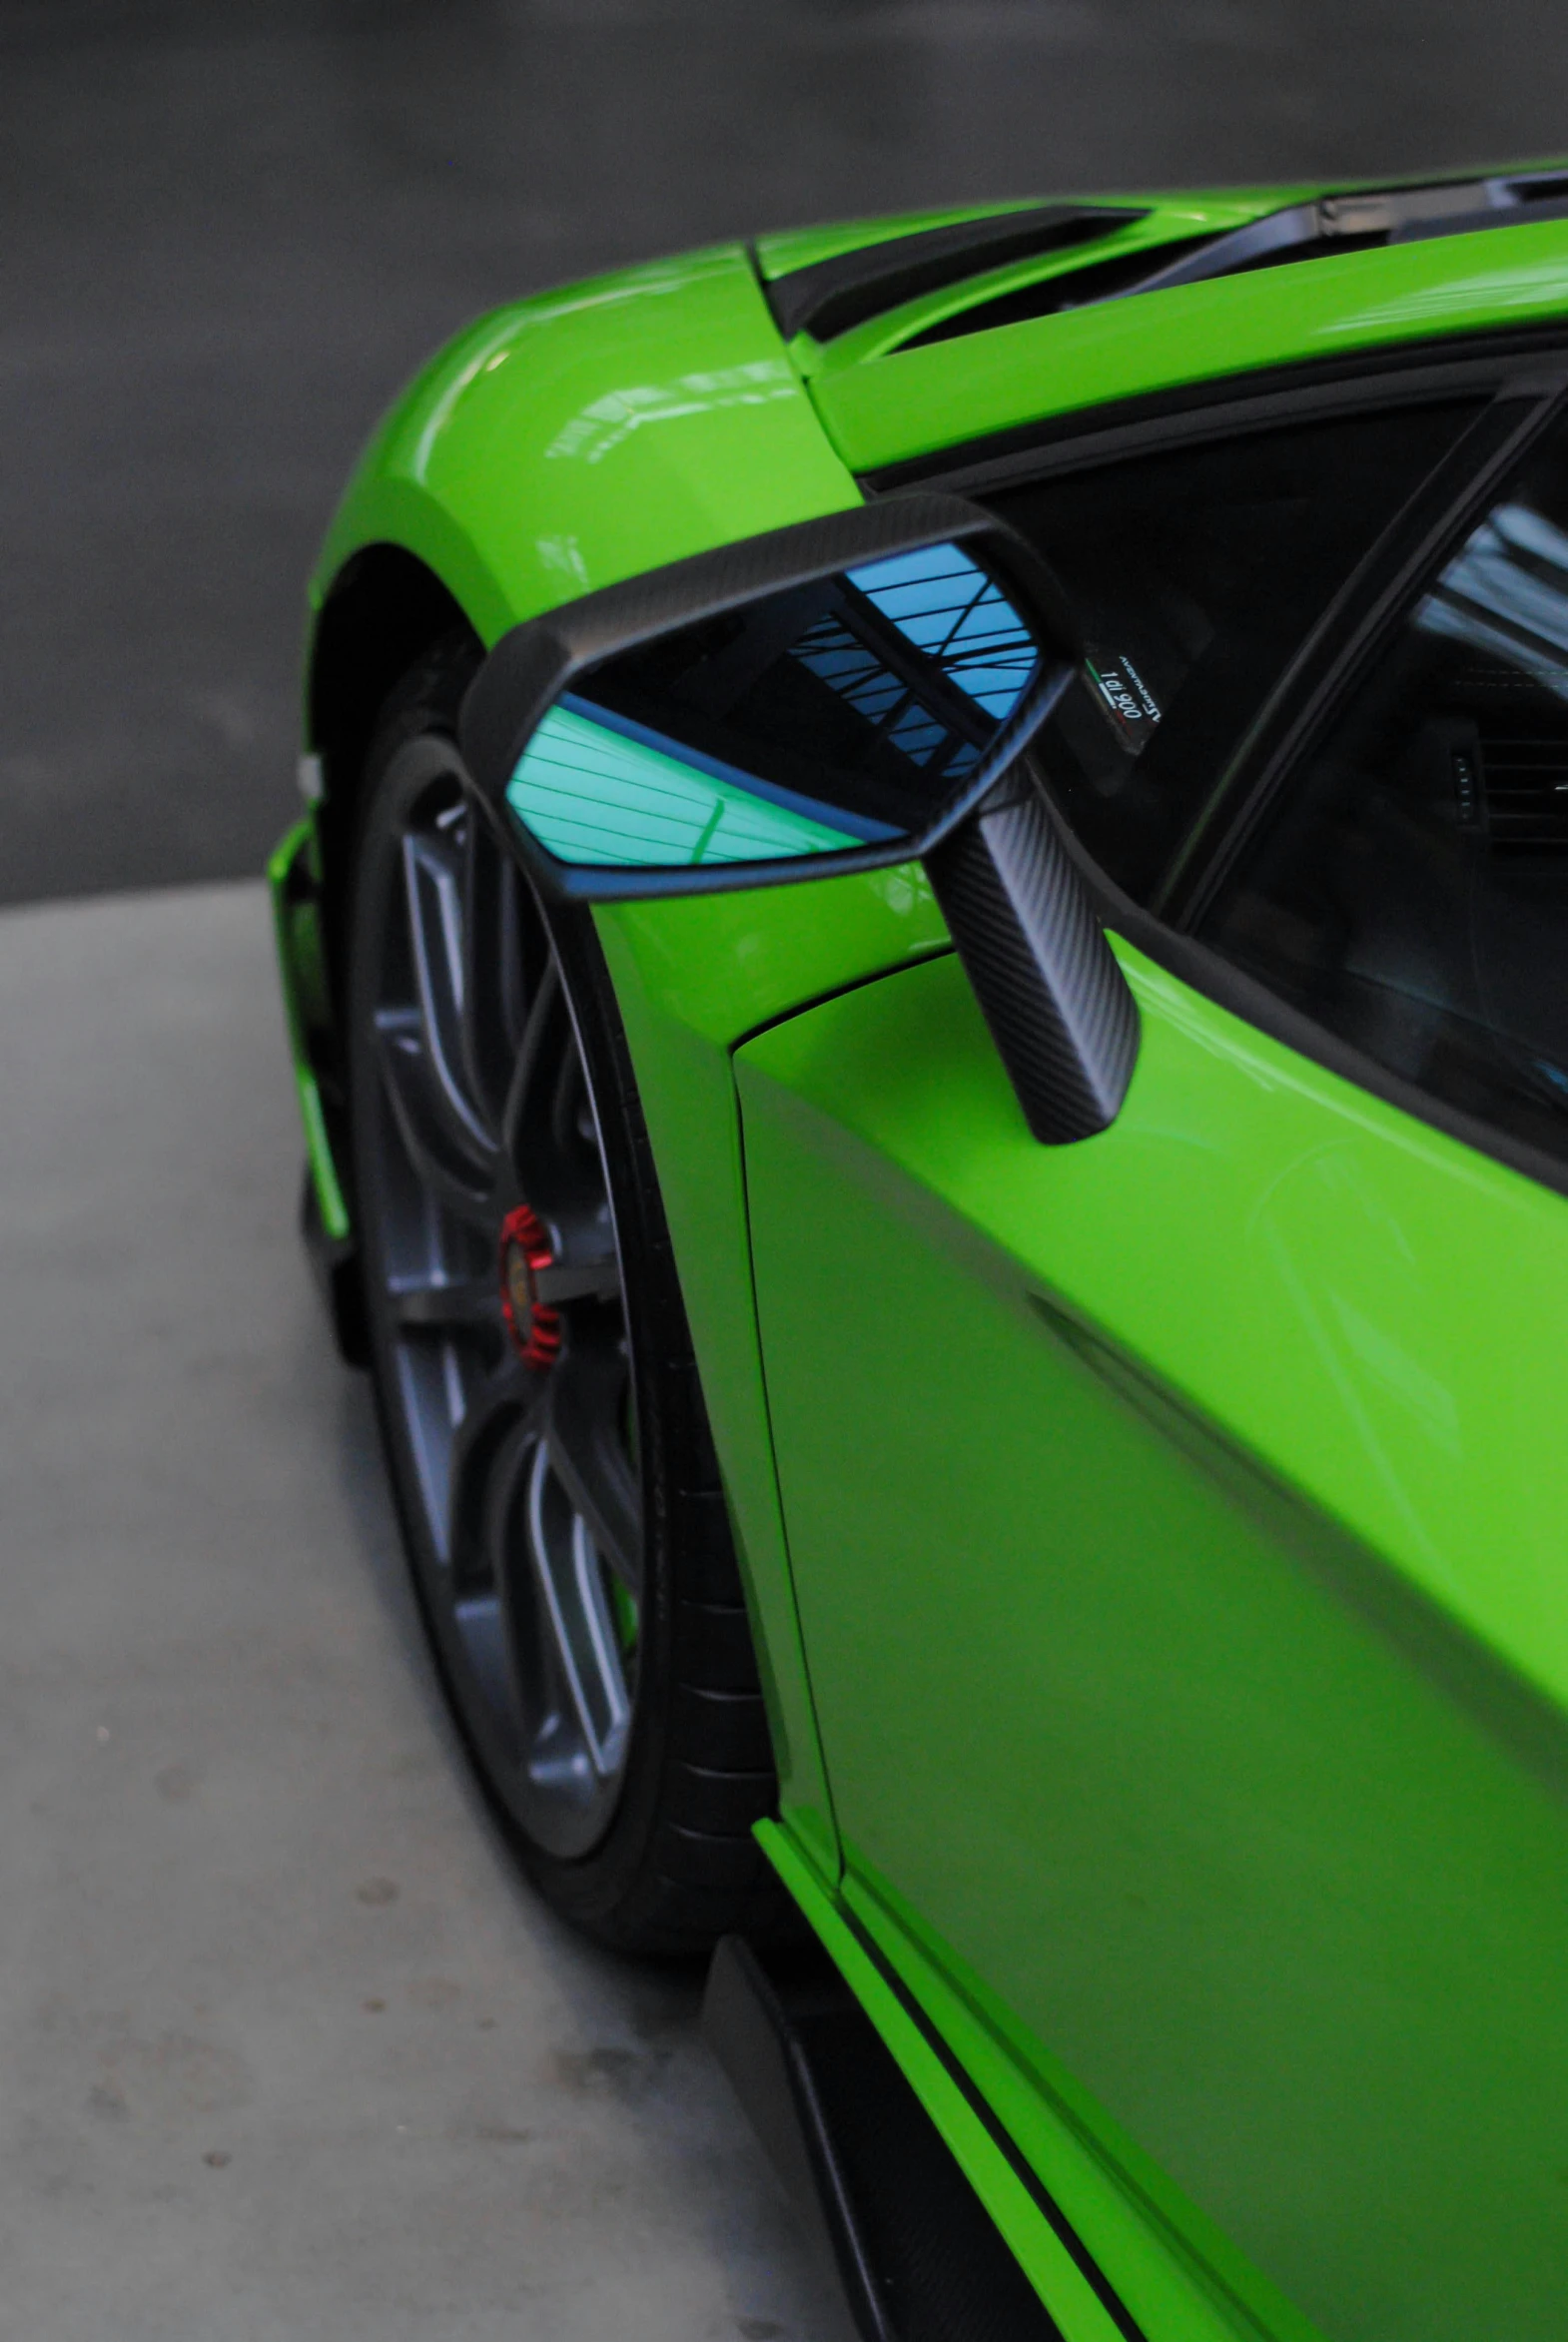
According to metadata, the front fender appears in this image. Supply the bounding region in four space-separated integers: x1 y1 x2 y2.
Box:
292 241 935 1869
311 243 863 643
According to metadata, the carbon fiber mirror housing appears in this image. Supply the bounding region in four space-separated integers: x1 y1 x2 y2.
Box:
926 769 1140 1143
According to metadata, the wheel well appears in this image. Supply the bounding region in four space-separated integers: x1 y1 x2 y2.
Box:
308 539 482 983
303 545 484 1224
309 540 480 837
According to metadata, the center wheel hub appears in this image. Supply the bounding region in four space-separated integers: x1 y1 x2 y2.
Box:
498 1203 562 1368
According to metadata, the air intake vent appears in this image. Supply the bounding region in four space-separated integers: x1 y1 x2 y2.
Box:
757 202 1145 344
884 170 1568 355
1475 738 1568 848
899 234 1222 349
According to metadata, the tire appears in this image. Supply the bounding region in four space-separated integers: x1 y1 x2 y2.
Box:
344 636 788 1954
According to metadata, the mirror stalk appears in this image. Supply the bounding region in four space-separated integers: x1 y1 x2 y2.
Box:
925 772 1140 1144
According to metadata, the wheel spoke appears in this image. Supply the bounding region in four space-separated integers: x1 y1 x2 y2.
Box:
551 1032 590 1158
374 1009 497 1222
449 1411 538 1756
499 956 562 1171
443 1350 539 1574
402 829 495 1155
456 803 527 1135
522 1441 631 1781
532 1254 620 1307
361 736 644 1852
389 1276 502 1335
449 1589 519 1754
543 1339 640 1597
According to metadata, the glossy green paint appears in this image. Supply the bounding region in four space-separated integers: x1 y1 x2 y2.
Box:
758 1819 1148 2342
269 813 348 1242
590 863 947 1872
810 214 1568 473
283 188 1568 2335
736 937 1568 2342
304 237 886 1849
310 243 860 644
836 1854 1312 2342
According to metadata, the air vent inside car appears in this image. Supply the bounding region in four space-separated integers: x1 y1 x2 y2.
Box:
756 202 1146 344
1469 736 1568 848
889 169 1568 355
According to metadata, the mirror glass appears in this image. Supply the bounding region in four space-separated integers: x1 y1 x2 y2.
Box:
505 541 1042 871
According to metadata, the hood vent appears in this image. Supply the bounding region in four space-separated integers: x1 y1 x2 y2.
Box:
889 169 1568 355
757 202 1146 344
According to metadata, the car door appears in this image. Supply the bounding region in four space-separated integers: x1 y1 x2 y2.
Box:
737 375 1568 2342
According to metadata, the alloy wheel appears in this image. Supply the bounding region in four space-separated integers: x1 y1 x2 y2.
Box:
359 738 640 1859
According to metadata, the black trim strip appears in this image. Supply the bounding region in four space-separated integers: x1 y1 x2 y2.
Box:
827 1889 1149 2342
1399 192 1568 244
705 1933 1074 2340
756 204 1143 345
858 327 1568 498
703 1937 898 2342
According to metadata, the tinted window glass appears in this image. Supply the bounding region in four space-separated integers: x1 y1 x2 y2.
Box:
987 403 1482 902
1202 412 1568 1166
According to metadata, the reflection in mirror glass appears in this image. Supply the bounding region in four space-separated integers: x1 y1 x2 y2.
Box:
505 541 1041 870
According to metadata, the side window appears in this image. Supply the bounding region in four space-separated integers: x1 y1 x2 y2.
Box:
1201 413 1568 1168
987 401 1483 903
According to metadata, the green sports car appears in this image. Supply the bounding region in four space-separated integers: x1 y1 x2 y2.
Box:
273 168 1568 2341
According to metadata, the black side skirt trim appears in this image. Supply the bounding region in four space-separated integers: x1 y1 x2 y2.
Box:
704 1930 1126 2341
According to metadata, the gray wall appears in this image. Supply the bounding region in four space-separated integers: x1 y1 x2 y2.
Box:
4 0 1567 903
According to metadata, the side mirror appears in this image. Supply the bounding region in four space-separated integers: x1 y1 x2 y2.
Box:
460 494 1138 1144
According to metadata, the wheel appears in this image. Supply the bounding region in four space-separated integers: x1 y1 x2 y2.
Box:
345 637 787 1953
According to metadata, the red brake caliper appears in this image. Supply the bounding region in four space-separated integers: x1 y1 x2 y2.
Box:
497 1203 562 1369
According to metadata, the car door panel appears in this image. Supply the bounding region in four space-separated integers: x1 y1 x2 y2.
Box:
737 937 1568 2342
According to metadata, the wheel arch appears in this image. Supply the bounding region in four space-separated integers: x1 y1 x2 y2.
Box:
280 255 873 1856
276 541 488 1366
306 538 482 963
309 542 477 801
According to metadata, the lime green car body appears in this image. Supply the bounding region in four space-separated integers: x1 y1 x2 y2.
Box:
275 179 1568 2341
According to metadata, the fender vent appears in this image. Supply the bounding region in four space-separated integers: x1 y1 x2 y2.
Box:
898 234 1221 349
758 203 1145 344
890 169 1568 355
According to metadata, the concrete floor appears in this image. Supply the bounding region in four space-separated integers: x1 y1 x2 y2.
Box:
0 879 851 2342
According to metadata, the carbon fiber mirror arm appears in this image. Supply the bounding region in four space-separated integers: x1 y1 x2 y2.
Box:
924 767 1140 1144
